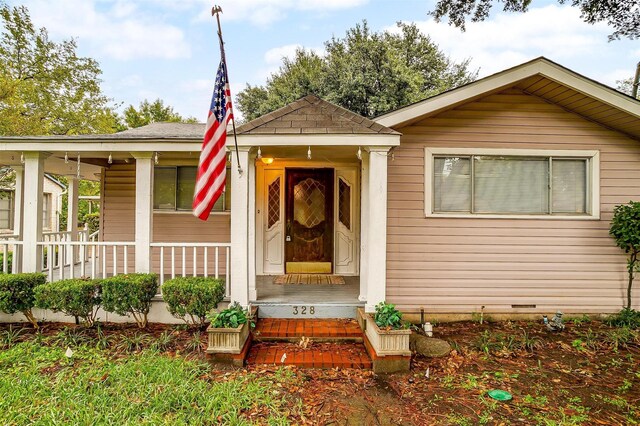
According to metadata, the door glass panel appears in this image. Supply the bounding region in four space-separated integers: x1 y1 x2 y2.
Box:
267 177 280 229
293 177 325 228
338 178 351 230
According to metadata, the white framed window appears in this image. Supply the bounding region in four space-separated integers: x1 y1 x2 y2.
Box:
42 193 52 230
425 148 600 219
0 191 13 230
153 166 231 212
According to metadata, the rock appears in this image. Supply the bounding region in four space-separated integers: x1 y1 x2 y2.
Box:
410 333 451 358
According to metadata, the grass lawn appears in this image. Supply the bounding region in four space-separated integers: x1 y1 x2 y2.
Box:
1 319 640 425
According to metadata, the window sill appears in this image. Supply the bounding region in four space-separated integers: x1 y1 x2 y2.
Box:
426 212 600 220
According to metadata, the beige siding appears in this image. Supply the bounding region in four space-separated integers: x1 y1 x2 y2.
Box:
387 88 640 314
101 163 230 276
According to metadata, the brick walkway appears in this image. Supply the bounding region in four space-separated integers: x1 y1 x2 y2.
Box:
254 318 363 340
247 341 372 369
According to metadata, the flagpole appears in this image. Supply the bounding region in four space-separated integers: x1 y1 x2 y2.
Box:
212 5 242 175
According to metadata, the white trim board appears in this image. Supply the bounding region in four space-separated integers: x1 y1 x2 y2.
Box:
424 147 601 220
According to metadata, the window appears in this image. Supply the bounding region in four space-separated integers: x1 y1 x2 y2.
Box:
0 191 13 230
153 166 231 212
42 193 52 230
427 148 599 218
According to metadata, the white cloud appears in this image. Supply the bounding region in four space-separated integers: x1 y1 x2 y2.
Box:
14 0 190 60
398 5 611 78
264 44 303 65
196 0 369 27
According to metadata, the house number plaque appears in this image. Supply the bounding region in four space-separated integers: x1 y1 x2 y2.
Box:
292 306 315 315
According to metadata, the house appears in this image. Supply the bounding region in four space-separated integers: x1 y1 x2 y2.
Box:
0 57 638 323
0 173 65 235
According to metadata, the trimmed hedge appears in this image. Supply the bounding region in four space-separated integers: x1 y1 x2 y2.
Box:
34 278 101 326
162 277 225 326
0 273 46 327
101 273 158 328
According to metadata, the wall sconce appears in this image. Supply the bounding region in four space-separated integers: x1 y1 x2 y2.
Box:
260 157 274 165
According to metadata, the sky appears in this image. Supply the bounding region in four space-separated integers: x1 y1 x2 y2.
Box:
7 0 639 122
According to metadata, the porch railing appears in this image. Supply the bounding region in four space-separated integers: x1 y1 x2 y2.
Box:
41 225 91 270
150 242 230 296
0 236 22 274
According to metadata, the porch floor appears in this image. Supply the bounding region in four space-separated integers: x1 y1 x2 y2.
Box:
254 275 361 304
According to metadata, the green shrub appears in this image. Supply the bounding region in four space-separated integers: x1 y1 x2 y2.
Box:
162 277 225 326
0 251 12 274
0 273 46 328
34 278 101 326
207 302 250 329
82 212 100 234
374 301 407 330
101 273 158 328
609 201 640 310
606 308 640 329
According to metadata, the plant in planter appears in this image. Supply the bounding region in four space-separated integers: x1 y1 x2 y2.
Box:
0 273 46 328
206 303 252 354
374 301 408 330
162 277 225 326
610 201 640 312
101 273 158 328
34 278 101 327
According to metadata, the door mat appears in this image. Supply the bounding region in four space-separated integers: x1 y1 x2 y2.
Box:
274 274 346 285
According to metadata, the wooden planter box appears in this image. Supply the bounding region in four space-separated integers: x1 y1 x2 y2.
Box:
206 322 250 355
359 309 411 357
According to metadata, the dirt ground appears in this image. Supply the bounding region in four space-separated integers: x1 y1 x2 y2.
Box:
2 318 640 425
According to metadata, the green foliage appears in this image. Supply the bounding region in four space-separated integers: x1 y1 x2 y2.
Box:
81 212 100 234
610 201 640 310
0 4 120 136
236 21 476 121
0 273 45 327
0 251 12 273
122 98 197 129
101 274 158 329
0 325 25 349
0 341 298 424
34 278 101 326
430 0 638 41
208 302 249 329
606 308 640 329
474 329 544 355
374 301 407 330
162 277 225 326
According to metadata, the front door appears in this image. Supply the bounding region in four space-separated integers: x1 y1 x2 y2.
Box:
285 168 334 273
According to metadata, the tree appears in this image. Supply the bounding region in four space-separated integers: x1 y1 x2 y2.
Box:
236 21 477 121
617 77 639 100
0 4 120 136
430 0 639 40
122 98 198 129
610 201 640 311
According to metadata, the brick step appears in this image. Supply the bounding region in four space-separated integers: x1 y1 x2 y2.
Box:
253 318 363 342
247 341 372 369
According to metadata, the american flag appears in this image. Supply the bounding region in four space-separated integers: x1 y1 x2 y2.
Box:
193 61 233 220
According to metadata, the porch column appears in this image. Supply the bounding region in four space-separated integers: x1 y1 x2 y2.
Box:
11 165 24 273
66 176 79 264
132 152 154 273
247 151 257 302
364 147 390 312
22 152 45 272
359 152 369 302
230 147 251 307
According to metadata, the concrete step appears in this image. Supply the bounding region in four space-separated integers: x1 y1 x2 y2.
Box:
254 318 363 342
253 303 361 319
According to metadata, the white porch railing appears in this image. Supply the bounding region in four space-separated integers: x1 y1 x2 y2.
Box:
41 225 91 270
150 242 230 295
0 235 22 274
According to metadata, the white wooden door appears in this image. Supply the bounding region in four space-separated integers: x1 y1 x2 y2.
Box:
263 169 285 274
334 169 358 275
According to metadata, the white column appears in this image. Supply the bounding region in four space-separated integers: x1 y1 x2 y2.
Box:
132 152 154 273
22 153 45 272
66 176 79 264
11 165 24 273
247 151 257 302
230 147 250 306
365 147 390 312
359 152 369 302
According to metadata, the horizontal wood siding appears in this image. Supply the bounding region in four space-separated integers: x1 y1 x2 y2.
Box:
387 88 640 313
101 163 230 276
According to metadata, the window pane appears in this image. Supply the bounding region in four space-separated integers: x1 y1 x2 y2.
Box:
433 157 471 212
42 194 51 229
176 167 197 210
154 167 176 210
0 194 11 229
338 178 351 230
552 159 586 213
474 157 549 214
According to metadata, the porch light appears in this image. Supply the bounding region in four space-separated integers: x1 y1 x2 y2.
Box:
64 152 69 164
154 152 159 165
307 146 312 160
260 157 274 165
108 153 113 164
20 152 24 164
76 154 81 178
256 146 262 159
357 146 362 160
